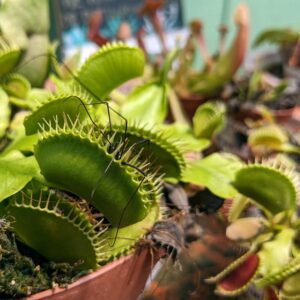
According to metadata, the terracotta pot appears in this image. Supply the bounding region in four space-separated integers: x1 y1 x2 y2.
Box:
25 249 157 300
177 93 207 120
273 105 300 121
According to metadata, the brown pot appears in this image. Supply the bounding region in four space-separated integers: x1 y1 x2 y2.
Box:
273 105 300 121
25 249 157 300
166 91 207 123
273 105 300 132
178 93 207 120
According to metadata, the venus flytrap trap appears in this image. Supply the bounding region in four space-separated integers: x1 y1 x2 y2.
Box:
105 123 186 183
2 42 147 161
7 190 105 270
248 124 300 157
192 101 226 140
23 91 92 135
2 73 31 101
34 117 160 227
0 38 21 77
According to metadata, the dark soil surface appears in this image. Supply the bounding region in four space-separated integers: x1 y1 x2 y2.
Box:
0 220 87 299
267 92 300 110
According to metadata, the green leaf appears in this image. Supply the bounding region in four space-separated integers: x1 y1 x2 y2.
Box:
160 48 180 83
121 81 167 125
159 123 211 152
182 153 243 198
2 134 38 156
0 153 41 202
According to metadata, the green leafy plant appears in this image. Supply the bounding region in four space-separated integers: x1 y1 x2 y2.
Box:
206 158 300 299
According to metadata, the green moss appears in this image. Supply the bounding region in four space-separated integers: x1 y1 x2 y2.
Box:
0 218 85 298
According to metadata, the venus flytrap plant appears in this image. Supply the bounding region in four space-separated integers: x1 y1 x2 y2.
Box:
0 43 173 299
2 17 289 300
206 158 300 299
